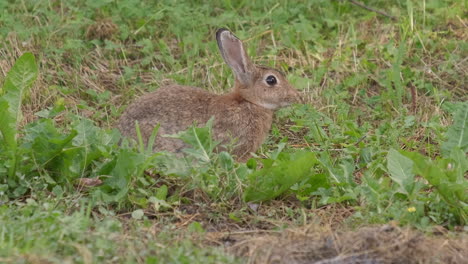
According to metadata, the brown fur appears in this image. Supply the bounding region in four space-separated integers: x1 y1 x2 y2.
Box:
118 29 300 161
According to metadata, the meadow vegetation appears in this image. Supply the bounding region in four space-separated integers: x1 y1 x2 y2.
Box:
0 0 467 263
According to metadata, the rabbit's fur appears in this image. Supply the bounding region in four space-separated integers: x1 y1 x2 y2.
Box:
118 29 300 161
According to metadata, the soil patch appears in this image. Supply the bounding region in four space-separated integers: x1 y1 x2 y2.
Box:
210 224 467 264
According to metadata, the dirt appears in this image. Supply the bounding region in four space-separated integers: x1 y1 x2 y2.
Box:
173 202 467 263
211 224 468 264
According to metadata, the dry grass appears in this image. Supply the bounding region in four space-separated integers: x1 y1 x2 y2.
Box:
85 19 119 41
1 15 465 129
0 32 153 126
215 223 468 264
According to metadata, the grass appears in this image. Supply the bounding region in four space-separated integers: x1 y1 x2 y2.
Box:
0 0 467 263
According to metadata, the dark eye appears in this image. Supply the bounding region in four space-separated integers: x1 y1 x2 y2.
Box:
266 75 277 86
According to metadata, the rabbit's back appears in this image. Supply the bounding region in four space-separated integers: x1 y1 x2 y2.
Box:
118 85 214 152
118 84 274 159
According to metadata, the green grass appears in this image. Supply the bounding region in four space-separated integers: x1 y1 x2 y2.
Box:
0 0 467 263
1 196 240 263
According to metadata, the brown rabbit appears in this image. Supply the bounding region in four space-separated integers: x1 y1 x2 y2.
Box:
118 28 301 161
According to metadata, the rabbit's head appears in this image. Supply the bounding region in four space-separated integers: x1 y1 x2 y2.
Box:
216 28 301 110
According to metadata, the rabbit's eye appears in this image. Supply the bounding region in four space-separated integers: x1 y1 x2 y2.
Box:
266 75 277 86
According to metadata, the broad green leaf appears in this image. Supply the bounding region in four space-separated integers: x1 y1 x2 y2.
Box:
155 153 191 177
105 150 144 190
218 151 234 170
0 100 15 148
155 185 168 200
0 53 38 149
72 117 121 169
22 119 78 181
96 147 152 203
0 53 38 179
449 148 468 174
441 103 468 156
1 53 38 115
244 151 317 202
167 117 219 162
402 151 468 222
387 149 415 195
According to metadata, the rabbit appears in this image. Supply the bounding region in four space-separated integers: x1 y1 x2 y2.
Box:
118 28 301 161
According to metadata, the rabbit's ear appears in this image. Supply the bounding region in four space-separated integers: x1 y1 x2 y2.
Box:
216 28 253 85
